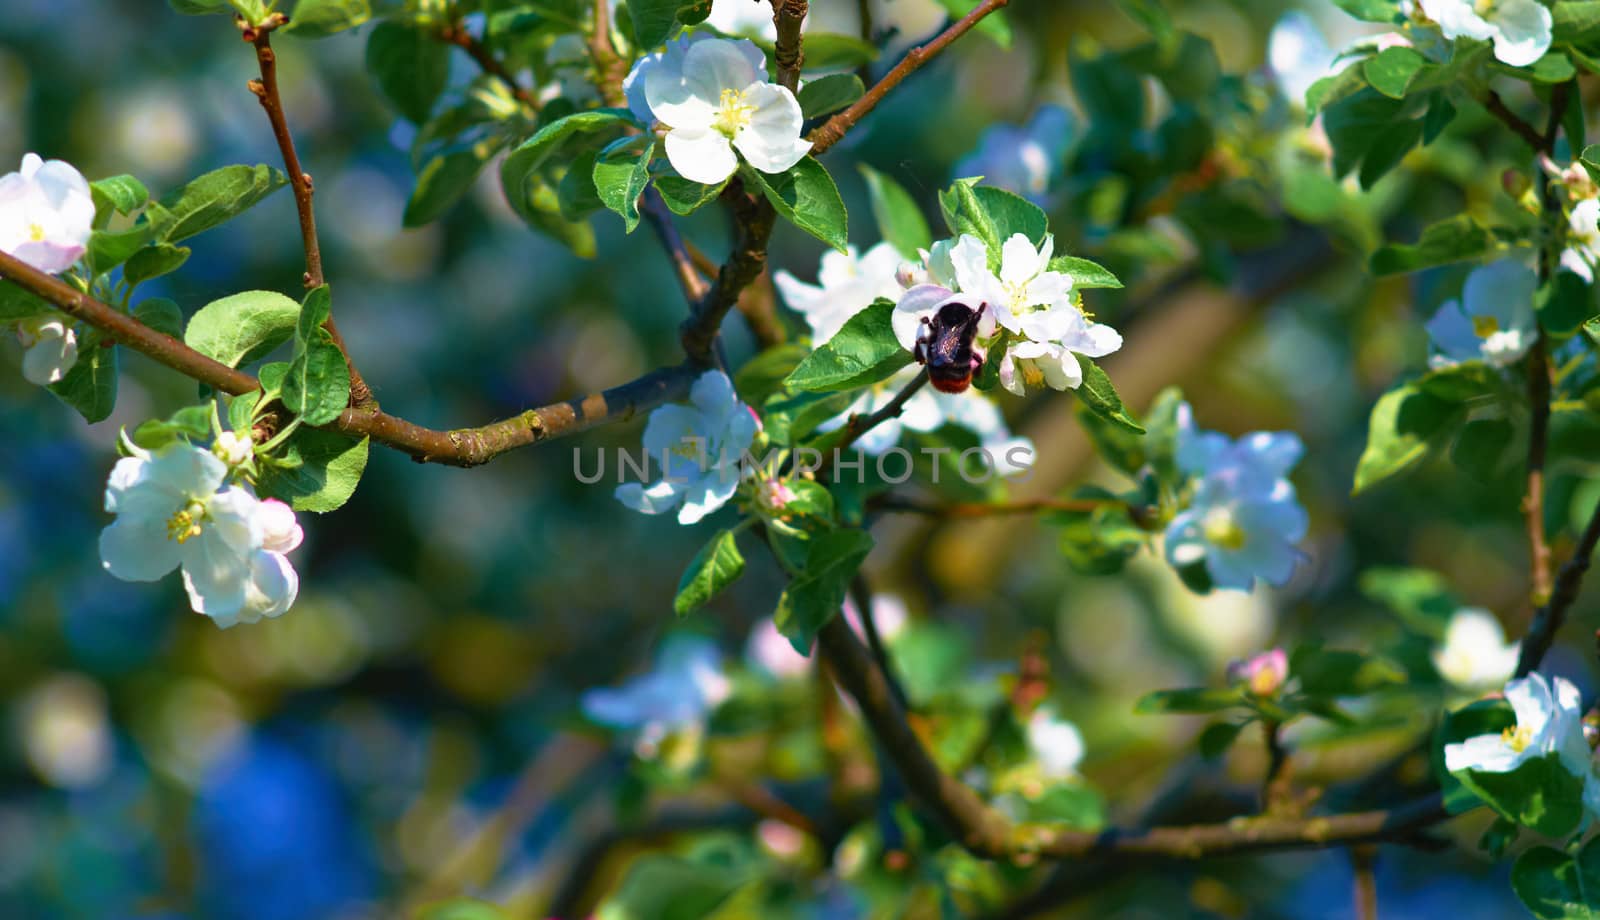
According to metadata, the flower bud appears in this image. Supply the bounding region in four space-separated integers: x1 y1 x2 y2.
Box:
257 498 304 554
1227 648 1288 697
213 430 254 467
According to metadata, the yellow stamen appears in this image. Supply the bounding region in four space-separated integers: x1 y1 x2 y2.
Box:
1472 315 1500 338
166 501 205 544
1203 507 1247 551
713 88 755 138
26 223 45 242
1502 725 1534 752
1020 360 1046 388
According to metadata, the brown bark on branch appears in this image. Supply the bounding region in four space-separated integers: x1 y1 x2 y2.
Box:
242 18 373 408
808 0 1011 155
0 249 697 467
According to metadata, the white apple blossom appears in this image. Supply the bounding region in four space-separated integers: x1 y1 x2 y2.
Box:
1444 672 1590 778
1424 259 1537 369
1563 198 1600 282
625 35 811 185
1417 0 1551 68
0 153 95 275
774 241 906 343
954 105 1075 204
1165 403 1307 591
581 635 732 756
98 442 302 628
616 369 759 525
15 314 78 386
1433 608 1520 690
1268 12 1340 110
1026 707 1085 780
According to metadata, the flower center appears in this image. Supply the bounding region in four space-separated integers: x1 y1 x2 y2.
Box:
1202 507 1247 551
166 501 206 544
1472 315 1500 338
1020 358 1046 387
670 438 704 462
1501 724 1533 752
26 222 45 243
1474 0 1496 16
714 88 755 138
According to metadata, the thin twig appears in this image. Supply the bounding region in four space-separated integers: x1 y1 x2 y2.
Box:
1516 493 1600 676
588 0 629 108
1261 719 1290 812
680 182 777 365
642 187 710 304
830 369 931 455
0 247 698 466
851 575 910 713
1353 846 1379 920
1483 91 1547 151
242 15 373 407
808 0 1011 155
772 0 808 92
814 611 1451 861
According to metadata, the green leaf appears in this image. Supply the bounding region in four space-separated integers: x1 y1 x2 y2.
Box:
734 342 811 406
1352 381 1464 493
149 164 287 243
654 175 725 216
673 530 746 616
86 226 153 275
48 328 118 422
1460 754 1587 839
502 109 635 211
745 157 849 253
132 404 214 450
593 136 656 233
1362 46 1429 99
796 33 879 70
1321 88 1424 188
1333 0 1403 23
90 175 148 217
859 164 931 261
133 298 184 339
1048 255 1123 289
797 73 864 119
1513 841 1600 920
1370 216 1495 277
123 243 191 287
941 181 1048 254
1290 646 1405 697
1197 721 1246 758
257 428 369 512
783 299 910 392
1073 355 1143 434
185 290 301 368
366 22 450 123
1056 501 1145 574
405 149 490 227
285 0 370 37
282 286 351 426
0 282 48 322
1540 270 1595 335
761 390 855 445
1134 687 1245 715
168 0 231 13
595 854 748 920
775 529 875 654
626 0 713 48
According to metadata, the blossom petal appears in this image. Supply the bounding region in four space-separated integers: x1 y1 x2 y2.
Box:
734 83 812 174
99 517 181 582
616 479 686 516
664 127 739 185
1444 734 1524 774
1490 0 1553 67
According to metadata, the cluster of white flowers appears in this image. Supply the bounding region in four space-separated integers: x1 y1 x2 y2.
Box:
1424 259 1537 369
615 369 760 525
624 35 811 186
893 233 1122 396
99 440 304 629
1165 403 1308 592
1445 672 1600 816
581 635 731 759
1 153 94 385
774 240 1037 466
1415 0 1550 68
